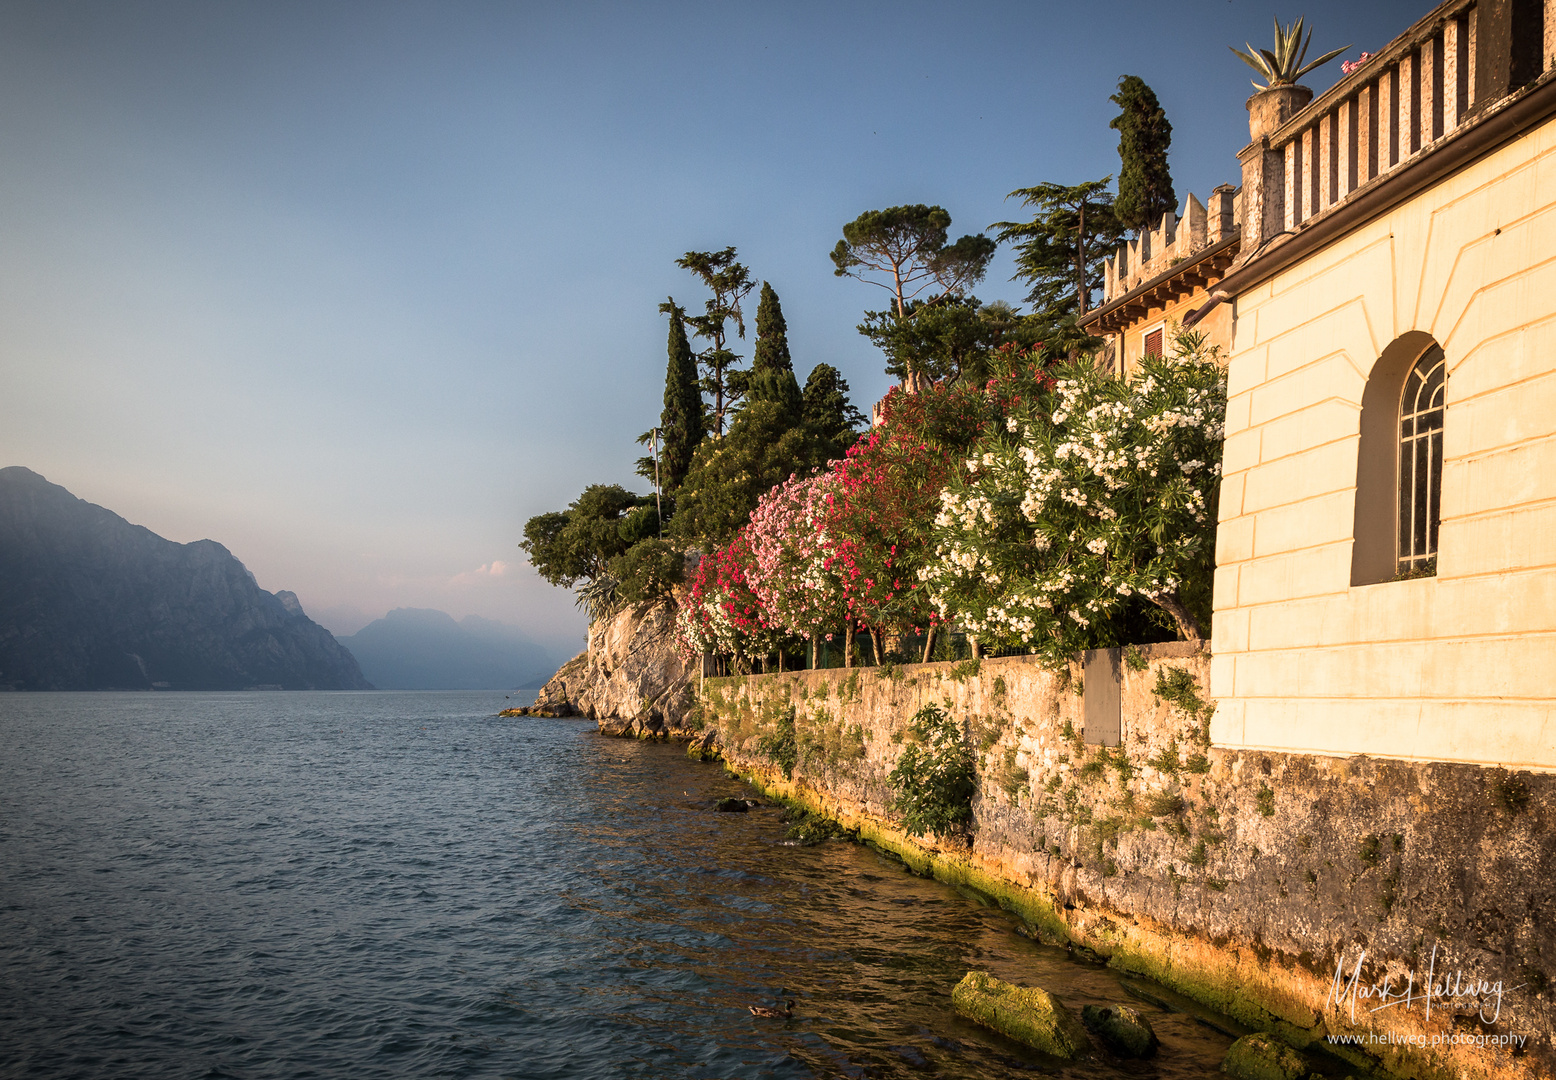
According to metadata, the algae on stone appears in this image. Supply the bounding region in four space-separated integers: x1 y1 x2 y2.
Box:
951 971 1090 1059
1221 1032 1309 1080
1081 1003 1159 1058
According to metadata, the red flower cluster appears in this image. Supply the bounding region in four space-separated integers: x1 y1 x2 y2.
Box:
678 346 1055 659
818 353 1050 638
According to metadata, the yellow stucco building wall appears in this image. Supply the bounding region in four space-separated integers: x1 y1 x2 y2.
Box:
1110 289 1234 377
1210 112 1556 770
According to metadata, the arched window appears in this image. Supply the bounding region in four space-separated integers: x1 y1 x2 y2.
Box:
1351 333 1444 585
1397 345 1444 575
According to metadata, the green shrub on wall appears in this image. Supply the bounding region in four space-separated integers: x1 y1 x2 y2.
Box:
759 703 798 778
888 703 976 838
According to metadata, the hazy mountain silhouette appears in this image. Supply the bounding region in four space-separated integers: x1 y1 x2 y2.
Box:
335 608 558 690
0 466 371 691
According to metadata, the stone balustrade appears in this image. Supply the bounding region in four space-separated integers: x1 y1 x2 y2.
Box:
1239 0 1554 254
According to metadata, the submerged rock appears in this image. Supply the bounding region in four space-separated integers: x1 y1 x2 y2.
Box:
714 797 749 813
951 971 1090 1059
1081 1004 1159 1058
783 808 850 845
1221 1033 1310 1080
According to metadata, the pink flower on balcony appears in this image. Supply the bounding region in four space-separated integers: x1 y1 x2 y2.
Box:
1340 51 1374 76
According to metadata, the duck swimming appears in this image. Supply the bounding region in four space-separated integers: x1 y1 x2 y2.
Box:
748 999 795 1018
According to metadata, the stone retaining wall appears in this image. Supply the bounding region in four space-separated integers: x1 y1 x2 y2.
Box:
689 646 1554 1080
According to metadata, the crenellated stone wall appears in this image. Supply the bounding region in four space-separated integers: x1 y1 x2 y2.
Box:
688 646 1555 1080
1101 185 1240 304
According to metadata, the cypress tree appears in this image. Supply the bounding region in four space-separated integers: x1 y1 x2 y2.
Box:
659 302 703 492
1110 75 1176 235
747 281 801 420
750 281 793 375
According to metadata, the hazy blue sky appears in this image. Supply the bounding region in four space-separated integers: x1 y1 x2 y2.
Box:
0 0 1422 652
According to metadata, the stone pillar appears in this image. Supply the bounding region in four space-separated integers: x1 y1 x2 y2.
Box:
1207 184 1237 244
1475 0 1545 112
1240 85 1313 255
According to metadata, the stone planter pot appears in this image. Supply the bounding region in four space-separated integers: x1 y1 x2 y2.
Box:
1246 84 1313 140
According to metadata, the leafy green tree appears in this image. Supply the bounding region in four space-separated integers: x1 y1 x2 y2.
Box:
831 204 996 392
669 247 754 437
520 484 652 589
744 281 802 419
992 180 1125 350
857 297 1044 387
1110 76 1177 235
607 538 686 605
656 302 703 492
666 400 813 547
801 363 866 460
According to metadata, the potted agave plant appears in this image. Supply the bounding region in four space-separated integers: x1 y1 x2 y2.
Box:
1233 16 1351 139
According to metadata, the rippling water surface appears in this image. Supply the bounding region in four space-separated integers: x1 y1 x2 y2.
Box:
1 691 1250 1078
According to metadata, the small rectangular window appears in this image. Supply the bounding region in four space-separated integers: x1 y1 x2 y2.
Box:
1143 327 1163 359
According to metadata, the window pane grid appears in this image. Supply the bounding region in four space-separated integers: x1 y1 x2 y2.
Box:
1397 346 1444 574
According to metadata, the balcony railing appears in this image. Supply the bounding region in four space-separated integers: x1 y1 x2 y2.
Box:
1240 0 1551 255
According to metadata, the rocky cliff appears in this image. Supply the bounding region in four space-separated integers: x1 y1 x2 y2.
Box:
531 598 697 735
0 466 371 691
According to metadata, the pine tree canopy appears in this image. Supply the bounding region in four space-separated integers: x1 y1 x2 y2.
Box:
991 180 1124 342
1110 75 1176 235
673 247 754 437
832 204 996 390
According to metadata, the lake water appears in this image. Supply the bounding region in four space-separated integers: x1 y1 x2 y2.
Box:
0 691 1250 1078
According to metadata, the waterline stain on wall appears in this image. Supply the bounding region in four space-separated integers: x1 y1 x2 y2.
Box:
685 648 1553 1080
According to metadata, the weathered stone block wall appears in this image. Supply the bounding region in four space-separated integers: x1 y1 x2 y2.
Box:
697 647 1555 1080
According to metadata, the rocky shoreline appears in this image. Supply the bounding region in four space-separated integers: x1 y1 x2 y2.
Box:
530 601 1552 1080
527 598 702 737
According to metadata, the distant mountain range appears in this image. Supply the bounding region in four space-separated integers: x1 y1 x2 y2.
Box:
0 466 371 691
335 608 558 690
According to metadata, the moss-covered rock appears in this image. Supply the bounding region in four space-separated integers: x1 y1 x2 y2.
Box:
1081 1004 1159 1058
951 971 1090 1059
783 809 851 845
1221 1033 1309 1080
686 728 722 761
